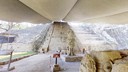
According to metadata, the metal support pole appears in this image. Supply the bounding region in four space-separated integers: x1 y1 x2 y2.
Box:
55 58 57 64
8 51 13 71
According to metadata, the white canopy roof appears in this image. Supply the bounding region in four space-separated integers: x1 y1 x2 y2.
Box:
0 0 128 24
0 0 51 23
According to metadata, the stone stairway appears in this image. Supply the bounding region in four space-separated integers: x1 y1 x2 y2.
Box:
70 25 117 51
104 26 128 49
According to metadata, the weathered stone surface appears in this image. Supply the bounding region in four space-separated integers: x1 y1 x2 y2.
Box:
40 22 79 53
80 54 96 72
112 62 128 72
67 29 75 56
79 50 128 72
53 64 61 72
90 51 122 62
70 24 117 52
119 50 128 57
32 26 50 52
91 51 122 72
39 25 54 53
113 56 128 64
96 61 113 72
61 55 83 62
112 56 128 72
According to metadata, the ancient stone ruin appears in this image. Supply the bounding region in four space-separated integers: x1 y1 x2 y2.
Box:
1 0 128 72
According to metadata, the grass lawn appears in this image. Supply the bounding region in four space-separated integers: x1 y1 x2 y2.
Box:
0 52 36 62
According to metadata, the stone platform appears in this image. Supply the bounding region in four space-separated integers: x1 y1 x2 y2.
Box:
61 54 83 62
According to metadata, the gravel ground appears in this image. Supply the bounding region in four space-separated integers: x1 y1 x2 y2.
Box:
1 53 80 72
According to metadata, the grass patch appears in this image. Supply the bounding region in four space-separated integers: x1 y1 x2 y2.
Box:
0 52 36 62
